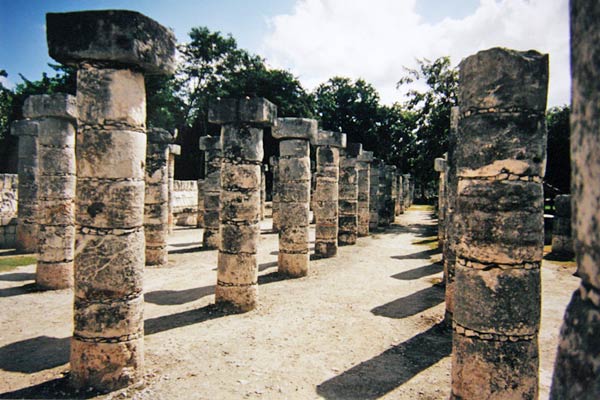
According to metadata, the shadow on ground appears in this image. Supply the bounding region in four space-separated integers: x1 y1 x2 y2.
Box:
371 285 445 319
0 283 40 298
316 323 451 399
0 376 102 399
392 263 443 280
145 285 214 306
391 247 440 261
0 336 69 374
0 272 35 282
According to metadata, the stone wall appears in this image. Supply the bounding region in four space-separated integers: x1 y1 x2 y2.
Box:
0 174 18 248
172 180 198 226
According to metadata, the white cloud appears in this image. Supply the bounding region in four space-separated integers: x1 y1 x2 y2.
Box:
262 0 570 107
0 74 15 90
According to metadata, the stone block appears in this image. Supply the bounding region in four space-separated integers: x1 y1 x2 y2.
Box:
47 10 176 74
220 190 260 223
217 252 258 285
220 223 259 254
199 135 221 151
23 93 77 120
74 295 143 338
458 47 548 112
77 69 146 127
74 229 144 300
36 261 73 289
147 127 173 144
272 118 317 140
434 157 447 172
221 125 264 162
454 264 540 335
346 143 363 157
357 151 374 163
209 98 276 126
36 118 76 147
278 158 311 182
221 162 260 190
279 139 310 158
278 252 309 277
311 130 346 148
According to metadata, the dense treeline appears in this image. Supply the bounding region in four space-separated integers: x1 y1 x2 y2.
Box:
0 27 570 201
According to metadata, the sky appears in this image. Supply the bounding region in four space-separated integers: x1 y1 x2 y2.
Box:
0 0 570 107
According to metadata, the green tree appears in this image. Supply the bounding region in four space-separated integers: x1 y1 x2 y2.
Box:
397 56 458 201
546 105 570 194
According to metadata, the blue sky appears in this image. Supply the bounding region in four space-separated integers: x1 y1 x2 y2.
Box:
0 0 569 106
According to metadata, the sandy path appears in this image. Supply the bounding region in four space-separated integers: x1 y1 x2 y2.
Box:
0 208 578 399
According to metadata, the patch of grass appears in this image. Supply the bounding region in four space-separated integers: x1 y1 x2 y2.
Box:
409 205 434 212
0 255 37 272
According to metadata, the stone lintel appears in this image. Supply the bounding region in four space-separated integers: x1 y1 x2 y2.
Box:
434 157 447 172
11 120 40 137
147 127 173 144
199 135 222 151
357 151 374 163
23 93 77 120
168 144 181 156
386 165 398 173
310 130 346 148
46 10 176 75
208 98 277 126
346 143 363 157
272 118 317 140
403 173 411 179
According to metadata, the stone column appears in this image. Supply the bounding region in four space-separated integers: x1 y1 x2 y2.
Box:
338 142 361 245
312 130 346 258
409 177 415 206
11 119 39 254
273 118 316 276
357 151 373 237
551 2 600 397
402 174 411 211
380 165 396 226
434 156 447 250
551 195 573 257
199 136 222 249
209 98 276 311
26 94 77 289
47 10 176 391
444 107 459 323
269 156 280 232
450 48 548 399
260 164 267 221
368 159 382 231
197 179 205 228
396 174 404 215
377 165 388 227
167 144 180 234
145 128 172 267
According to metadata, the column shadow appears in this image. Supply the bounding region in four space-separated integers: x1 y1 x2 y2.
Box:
0 272 35 281
0 336 70 373
0 283 40 298
0 376 101 399
391 248 440 260
145 285 214 306
316 323 451 399
371 285 445 319
391 263 443 280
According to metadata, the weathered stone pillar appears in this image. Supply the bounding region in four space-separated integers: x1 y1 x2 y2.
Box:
390 169 398 219
357 151 373 237
409 177 414 206
197 179 205 228
145 128 172 267
199 136 222 249
167 143 180 234
551 195 573 257
312 131 346 258
380 165 396 226
402 174 411 211
27 94 77 289
338 142 361 245
273 118 316 276
269 156 280 232
368 159 382 231
209 98 275 311
260 164 267 221
434 156 447 249
47 10 176 391
551 3 600 397
377 165 389 227
444 107 459 323
451 47 548 399
11 118 39 253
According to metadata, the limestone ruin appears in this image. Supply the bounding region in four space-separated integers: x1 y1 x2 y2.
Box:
199 135 222 249
338 143 362 245
356 151 373 237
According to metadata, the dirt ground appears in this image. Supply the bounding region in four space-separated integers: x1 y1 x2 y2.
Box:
0 207 579 399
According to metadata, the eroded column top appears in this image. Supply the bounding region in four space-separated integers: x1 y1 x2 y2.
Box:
208 98 276 126
358 151 374 163
346 143 363 158
434 157 447 172
311 130 346 148
272 118 317 140
46 10 176 74
148 127 174 144
23 94 78 121
168 144 181 156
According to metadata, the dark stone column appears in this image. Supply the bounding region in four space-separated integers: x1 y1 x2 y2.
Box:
444 107 459 323
368 159 382 230
145 128 173 267
47 9 176 391
434 156 447 250
197 179 205 228
199 136 222 249
451 47 548 399
396 174 404 215
273 118 316 276
357 151 373 237
551 195 573 257
167 144 180 234
402 174 411 211
551 2 600 397
312 131 346 258
338 142 361 245
269 156 280 232
209 98 276 311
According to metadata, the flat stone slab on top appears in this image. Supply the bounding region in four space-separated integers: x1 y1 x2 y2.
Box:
272 118 317 140
23 93 78 120
209 98 277 126
358 151 374 163
311 130 346 148
46 10 176 75
199 136 222 151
